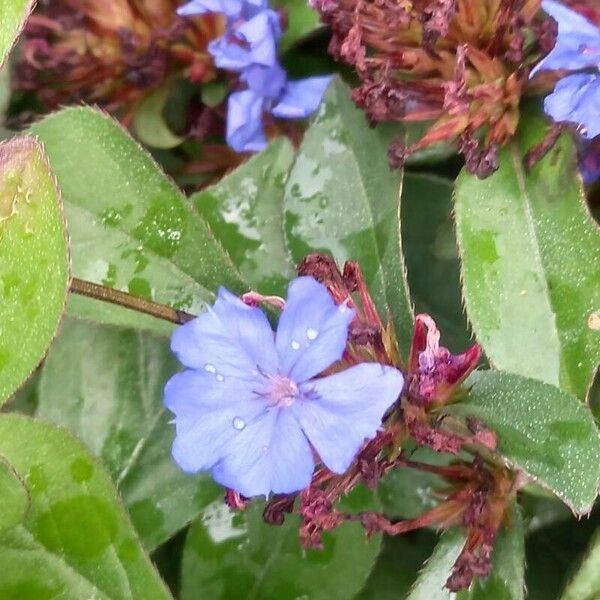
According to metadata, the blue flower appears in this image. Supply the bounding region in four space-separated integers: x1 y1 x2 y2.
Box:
227 63 332 151
164 277 404 498
534 1 600 138
534 0 600 73
179 0 281 70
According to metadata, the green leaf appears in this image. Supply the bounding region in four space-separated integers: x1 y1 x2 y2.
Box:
36 318 220 550
0 414 171 599
377 447 448 520
355 531 438 600
445 371 600 515
191 138 295 295
272 0 321 52
405 529 465 600
454 106 600 399
133 87 185 150
0 0 33 67
30 107 246 331
561 527 600 600
181 487 381 600
0 458 28 533
0 137 69 405
401 173 471 351
284 78 413 357
457 505 525 600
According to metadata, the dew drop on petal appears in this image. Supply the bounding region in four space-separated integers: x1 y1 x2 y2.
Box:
291 340 301 350
216 374 225 382
306 328 319 340
232 417 246 430
204 363 217 373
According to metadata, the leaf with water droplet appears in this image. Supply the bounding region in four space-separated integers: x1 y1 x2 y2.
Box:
0 0 34 68
284 78 414 360
454 103 600 400
181 485 381 600
0 137 69 405
445 370 600 515
0 414 171 598
36 318 221 550
191 137 295 296
30 107 247 334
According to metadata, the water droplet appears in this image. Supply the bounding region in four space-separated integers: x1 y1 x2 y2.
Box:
306 328 319 340
204 363 217 373
216 374 225 382
291 340 301 350
232 417 246 430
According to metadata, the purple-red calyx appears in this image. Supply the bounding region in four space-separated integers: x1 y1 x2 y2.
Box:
310 0 558 177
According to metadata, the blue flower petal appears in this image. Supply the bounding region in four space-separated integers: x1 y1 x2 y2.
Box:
534 0 600 74
171 286 278 374
209 11 279 70
177 0 242 17
544 73 600 138
226 90 268 151
165 370 268 473
293 363 404 474
212 408 314 496
271 75 333 119
241 63 287 99
275 277 355 382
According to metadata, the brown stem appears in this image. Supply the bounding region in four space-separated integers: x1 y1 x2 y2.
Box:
70 277 195 326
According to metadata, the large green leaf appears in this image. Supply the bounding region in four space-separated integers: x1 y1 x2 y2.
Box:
181 487 381 600
0 414 171 599
191 138 295 295
445 371 600 515
401 173 471 351
454 106 600 399
284 78 414 358
0 137 69 405
0 0 33 67
36 318 220 550
30 107 246 332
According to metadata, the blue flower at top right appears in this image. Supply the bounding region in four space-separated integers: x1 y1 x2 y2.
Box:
535 0 600 139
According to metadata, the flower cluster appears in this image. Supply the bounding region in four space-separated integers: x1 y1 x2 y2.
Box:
15 0 220 119
178 0 332 151
532 0 600 184
310 0 556 177
165 253 516 591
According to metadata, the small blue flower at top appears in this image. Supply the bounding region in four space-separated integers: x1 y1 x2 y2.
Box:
227 63 332 151
534 0 600 139
178 0 281 70
164 277 404 498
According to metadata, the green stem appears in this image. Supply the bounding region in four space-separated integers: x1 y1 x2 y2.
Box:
70 277 195 325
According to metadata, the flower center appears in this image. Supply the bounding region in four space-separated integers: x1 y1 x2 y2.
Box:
267 375 299 408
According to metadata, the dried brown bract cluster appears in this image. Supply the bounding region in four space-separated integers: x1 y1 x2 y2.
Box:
15 0 221 121
312 0 557 176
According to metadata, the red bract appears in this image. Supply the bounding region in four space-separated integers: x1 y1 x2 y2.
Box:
408 313 481 406
311 0 557 176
